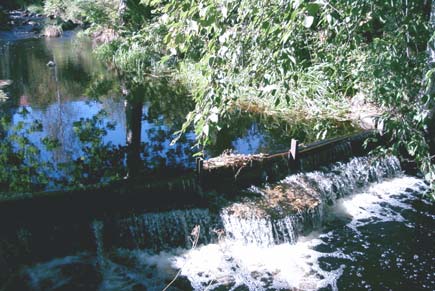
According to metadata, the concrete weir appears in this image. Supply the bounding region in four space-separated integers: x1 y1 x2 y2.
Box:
199 130 378 190
0 130 380 223
0 130 405 273
111 154 402 251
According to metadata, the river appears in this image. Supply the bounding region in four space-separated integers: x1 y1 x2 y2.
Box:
0 21 433 291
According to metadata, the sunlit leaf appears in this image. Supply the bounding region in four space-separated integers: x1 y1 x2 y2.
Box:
303 15 314 28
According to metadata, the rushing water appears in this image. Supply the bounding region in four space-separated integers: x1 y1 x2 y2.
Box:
1 156 430 291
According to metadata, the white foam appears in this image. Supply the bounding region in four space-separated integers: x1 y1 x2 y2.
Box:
340 176 428 232
24 173 431 291
171 239 348 291
165 176 428 290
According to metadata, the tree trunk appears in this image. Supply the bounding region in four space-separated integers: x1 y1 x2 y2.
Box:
125 89 143 178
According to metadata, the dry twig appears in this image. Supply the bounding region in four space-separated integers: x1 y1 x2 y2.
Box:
162 225 201 291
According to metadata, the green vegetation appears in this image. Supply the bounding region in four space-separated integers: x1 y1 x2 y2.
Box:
0 109 126 192
0 113 52 192
26 4 44 14
2 0 434 195
76 0 435 195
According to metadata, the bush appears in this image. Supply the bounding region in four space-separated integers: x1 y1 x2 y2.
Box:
27 4 44 15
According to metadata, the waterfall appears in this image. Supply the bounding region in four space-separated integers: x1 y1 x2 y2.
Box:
220 155 402 246
117 209 216 250
19 155 433 291
114 155 403 250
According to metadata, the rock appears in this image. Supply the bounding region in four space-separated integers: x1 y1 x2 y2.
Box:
43 25 62 37
170 275 193 290
0 80 12 88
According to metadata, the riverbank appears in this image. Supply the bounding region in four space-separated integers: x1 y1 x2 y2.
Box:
0 8 44 35
0 7 79 40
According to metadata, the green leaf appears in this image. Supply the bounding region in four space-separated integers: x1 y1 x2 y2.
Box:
305 3 320 16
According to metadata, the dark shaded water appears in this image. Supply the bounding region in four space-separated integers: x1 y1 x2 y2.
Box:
0 157 433 291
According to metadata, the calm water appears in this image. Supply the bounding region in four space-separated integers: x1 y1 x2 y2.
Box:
0 30 357 191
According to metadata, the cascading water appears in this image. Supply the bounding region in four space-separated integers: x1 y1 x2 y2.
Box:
299 140 353 172
18 155 434 290
111 156 401 250
220 156 402 247
116 208 217 250
168 158 432 291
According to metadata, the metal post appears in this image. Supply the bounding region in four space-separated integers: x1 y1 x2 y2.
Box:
289 139 298 160
196 157 204 184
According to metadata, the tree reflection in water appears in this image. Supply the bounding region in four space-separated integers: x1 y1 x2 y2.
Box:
0 34 358 193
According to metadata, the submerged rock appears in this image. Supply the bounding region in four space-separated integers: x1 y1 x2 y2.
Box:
43 25 62 38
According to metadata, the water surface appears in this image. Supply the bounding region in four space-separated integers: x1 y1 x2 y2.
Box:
0 31 358 191
3 157 433 291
